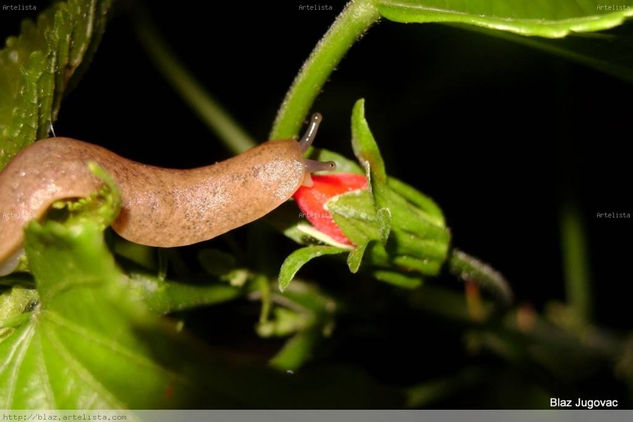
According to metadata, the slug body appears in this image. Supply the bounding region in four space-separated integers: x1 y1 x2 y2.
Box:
0 114 334 275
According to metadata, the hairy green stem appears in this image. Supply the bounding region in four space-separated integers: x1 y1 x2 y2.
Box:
270 0 380 139
447 248 513 306
135 18 255 154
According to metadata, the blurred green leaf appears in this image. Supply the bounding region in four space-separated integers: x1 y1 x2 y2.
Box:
455 22 633 84
0 286 38 329
378 0 633 38
198 249 238 277
0 0 113 170
372 270 422 289
264 280 337 370
257 307 311 338
113 240 157 270
125 270 242 315
269 328 320 371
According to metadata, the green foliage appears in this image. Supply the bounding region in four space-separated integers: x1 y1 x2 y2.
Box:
457 23 633 84
277 99 451 291
0 175 191 408
0 164 401 408
271 0 633 142
2 0 633 410
350 99 450 276
378 0 633 37
0 0 113 171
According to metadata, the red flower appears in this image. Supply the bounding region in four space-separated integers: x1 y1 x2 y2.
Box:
293 173 368 245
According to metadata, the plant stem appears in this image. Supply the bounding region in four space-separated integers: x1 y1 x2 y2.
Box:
135 18 255 154
447 248 513 306
560 202 592 322
270 0 380 140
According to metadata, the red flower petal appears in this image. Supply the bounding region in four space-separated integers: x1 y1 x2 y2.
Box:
293 173 368 245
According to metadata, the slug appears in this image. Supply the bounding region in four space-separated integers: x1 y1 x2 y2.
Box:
0 113 334 276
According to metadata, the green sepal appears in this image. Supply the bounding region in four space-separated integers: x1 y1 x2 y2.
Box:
278 246 347 292
347 99 451 278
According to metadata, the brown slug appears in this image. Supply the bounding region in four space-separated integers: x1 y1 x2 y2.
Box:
0 113 334 275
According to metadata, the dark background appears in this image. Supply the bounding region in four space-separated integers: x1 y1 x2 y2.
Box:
2 0 632 408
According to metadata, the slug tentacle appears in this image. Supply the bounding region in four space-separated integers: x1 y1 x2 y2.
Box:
0 113 336 275
305 159 336 173
298 113 323 152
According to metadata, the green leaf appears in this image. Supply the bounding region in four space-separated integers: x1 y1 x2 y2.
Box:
278 246 346 292
54 162 122 229
278 280 338 317
113 240 157 270
0 168 197 408
377 0 633 38
257 307 311 338
372 270 423 289
454 22 633 84
0 287 38 343
269 328 320 371
264 280 337 370
0 0 113 170
387 177 444 226
0 222 193 408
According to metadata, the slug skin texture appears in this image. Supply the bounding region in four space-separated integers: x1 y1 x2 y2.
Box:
0 137 307 274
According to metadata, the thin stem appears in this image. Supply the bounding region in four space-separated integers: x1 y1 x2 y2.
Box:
448 248 513 306
270 0 380 140
135 17 255 154
560 202 592 322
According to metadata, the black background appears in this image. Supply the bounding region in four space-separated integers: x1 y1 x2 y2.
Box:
2 0 632 407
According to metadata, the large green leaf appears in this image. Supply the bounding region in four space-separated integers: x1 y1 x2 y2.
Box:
0 0 113 170
456 22 633 83
0 171 195 408
378 0 633 37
